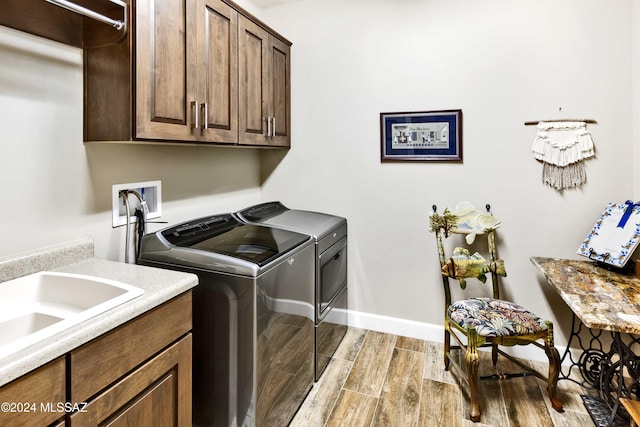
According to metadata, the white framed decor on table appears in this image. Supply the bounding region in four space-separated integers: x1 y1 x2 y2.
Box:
577 201 640 268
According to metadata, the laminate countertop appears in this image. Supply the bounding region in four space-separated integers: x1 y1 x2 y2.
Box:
0 238 198 387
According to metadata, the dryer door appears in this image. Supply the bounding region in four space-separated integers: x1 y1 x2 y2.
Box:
317 237 347 320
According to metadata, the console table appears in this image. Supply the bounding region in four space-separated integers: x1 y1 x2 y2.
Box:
531 257 640 427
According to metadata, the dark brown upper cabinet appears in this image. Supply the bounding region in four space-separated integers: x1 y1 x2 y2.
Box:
238 15 290 147
3 0 291 147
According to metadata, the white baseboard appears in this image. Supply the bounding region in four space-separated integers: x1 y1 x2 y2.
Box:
346 308 444 343
345 308 575 365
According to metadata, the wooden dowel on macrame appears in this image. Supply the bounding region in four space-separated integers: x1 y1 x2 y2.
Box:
524 119 597 126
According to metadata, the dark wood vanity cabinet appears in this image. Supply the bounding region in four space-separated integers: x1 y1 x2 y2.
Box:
0 292 192 427
0 357 66 427
69 292 192 426
70 336 191 426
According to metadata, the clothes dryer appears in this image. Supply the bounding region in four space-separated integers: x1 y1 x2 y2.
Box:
236 202 347 380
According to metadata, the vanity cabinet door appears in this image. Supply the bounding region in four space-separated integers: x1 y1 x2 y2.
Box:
69 292 192 426
70 292 192 403
0 357 65 427
69 334 192 427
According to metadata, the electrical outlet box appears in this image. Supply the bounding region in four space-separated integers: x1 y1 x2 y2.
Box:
112 180 162 227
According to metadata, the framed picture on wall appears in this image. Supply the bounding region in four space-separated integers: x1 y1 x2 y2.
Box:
380 109 462 162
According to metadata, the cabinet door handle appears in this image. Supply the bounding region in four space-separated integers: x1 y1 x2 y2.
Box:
267 116 274 137
201 102 208 132
191 101 199 130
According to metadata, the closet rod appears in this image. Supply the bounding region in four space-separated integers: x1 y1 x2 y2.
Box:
44 0 126 30
524 119 598 126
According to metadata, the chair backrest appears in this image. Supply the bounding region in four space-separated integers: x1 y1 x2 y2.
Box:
429 204 506 306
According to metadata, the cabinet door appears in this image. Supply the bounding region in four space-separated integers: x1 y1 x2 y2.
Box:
267 37 290 147
195 0 238 143
71 292 192 404
238 16 269 146
69 334 192 427
135 0 197 141
0 357 65 427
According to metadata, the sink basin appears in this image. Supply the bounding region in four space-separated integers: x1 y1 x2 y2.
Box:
0 271 144 357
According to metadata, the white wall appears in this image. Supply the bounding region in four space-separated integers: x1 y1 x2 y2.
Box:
260 0 634 346
0 0 635 350
0 26 263 261
634 1 640 200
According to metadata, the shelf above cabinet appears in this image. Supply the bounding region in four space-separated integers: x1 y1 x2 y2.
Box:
1 0 127 48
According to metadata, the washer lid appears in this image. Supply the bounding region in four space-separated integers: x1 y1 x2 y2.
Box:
237 202 346 240
161 214 309 267
237 201 289 222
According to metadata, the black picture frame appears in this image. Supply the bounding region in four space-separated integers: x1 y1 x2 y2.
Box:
380 109 463 162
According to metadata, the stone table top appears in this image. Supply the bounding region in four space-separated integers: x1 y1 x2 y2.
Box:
531 257 640 335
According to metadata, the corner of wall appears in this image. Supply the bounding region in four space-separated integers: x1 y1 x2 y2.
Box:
633 2 640 200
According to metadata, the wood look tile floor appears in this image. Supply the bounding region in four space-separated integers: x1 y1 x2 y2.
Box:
291 328 595 427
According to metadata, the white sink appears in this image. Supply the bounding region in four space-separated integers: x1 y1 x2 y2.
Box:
0 271 144 357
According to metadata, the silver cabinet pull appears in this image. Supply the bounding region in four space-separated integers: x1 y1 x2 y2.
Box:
271 117 276 137
191 101 199 130
201 102 208 132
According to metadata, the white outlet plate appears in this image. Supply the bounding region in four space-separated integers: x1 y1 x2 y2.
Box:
112 180 162 227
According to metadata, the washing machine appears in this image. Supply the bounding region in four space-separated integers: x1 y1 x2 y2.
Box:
138 213 314 427
236 202 348 381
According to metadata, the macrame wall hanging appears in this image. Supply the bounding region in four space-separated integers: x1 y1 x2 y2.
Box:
524 111 597 190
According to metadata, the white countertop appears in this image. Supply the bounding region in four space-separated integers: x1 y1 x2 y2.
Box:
0 240 198 387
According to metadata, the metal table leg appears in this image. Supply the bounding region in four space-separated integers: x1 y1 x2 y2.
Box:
560 315 640 427
557 314 607 390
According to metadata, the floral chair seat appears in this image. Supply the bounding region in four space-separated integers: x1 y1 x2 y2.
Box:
447 297 548 337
